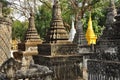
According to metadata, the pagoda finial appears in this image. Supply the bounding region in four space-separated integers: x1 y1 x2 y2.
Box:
85 12 97 45
52 0 62 20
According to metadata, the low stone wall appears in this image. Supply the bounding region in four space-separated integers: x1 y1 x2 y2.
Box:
33 55 83 80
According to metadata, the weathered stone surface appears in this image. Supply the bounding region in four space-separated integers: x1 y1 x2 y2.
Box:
0 3 12 65
18 12 42 52
113 9 120 52
24 13 42 43
0 58 21 80
45 0 70 44
0 17 12 65
73 20 87 45
38 43 77 56
0 58 52 80
17 12 43 74
85 9 120 79
33 55 83 80
96 0 117 53
73 20 90 53
38 0 77 55
105 0 117 28
35 1 83 80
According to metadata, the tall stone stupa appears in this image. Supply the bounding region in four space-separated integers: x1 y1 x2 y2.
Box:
33 0 82 80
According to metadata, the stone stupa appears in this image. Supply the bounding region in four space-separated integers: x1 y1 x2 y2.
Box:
37 0 77 56
73 17 89 53
33 0 82 80
18 12 42 55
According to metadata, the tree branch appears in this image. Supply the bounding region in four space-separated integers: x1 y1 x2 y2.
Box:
39 0 51 9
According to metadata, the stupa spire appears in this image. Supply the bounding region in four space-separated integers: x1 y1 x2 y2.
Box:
52 0 62 20
85 13 97 45
73 18 87 45
45 0 69 43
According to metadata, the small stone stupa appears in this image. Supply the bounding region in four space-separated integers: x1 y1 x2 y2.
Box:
73 18 88 53
18 12 42 53
17 12 43 71
37 0 77 56
25 13 42 44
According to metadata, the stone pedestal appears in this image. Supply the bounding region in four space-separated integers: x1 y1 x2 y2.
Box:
33 55 83 80
18 13 42 52
18 42 41 51
38 43 77 56
33 0 84 80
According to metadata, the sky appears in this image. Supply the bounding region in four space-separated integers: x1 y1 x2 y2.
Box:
8 0 43 22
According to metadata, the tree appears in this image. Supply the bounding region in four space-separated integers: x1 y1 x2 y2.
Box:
12 20 28 41
10 0 120 40
35 2 52 39
81 0 109 37
9 0 41 40
0 0 11 17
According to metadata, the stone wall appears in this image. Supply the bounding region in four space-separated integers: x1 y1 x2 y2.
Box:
33 55 83 80
0 17 12 65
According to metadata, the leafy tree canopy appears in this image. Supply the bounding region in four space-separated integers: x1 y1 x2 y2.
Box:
12 20 28 41
0 0 11 17
11 0 120 40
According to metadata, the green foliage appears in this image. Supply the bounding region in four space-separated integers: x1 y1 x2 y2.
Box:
2 7 11 17
12 20 28 41
115 0 120 7
0 0 9 7
81 0 109 37
11 0 120 40
82 9 107 37
61 0 72 31
35 3 52 39
55 0 109 37
0 0 11 17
